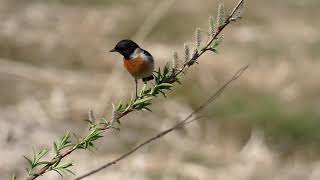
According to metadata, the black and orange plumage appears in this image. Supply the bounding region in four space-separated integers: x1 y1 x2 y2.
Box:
110 39 154 98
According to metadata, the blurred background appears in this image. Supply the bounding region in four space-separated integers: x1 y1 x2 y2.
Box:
1 0 320 179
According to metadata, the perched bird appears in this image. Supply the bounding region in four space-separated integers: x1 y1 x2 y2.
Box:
110 39 154 98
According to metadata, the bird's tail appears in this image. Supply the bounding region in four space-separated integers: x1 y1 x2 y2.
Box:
142 75 154 82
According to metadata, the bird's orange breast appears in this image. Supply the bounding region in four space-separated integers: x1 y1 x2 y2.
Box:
123 56 153 79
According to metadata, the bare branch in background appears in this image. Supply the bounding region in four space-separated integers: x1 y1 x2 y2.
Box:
75 64 248 180
19 0 246 179
133 0 176 42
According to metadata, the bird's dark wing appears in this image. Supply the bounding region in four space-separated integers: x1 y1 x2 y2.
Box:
142 75 154 82
141 49 154 61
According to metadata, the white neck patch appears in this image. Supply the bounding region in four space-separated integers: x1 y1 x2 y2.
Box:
130 48 142 59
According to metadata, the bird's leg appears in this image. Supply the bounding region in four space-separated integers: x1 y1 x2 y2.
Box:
135 78 138 99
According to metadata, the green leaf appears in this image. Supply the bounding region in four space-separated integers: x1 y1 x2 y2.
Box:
53 142 58 155
158 90 167 97
155 83 173 91
88 134 103 142
63 168 76 175
209 48 219 54
140 83 148 96
36 148 49 162
23 156 33 166
32 147 36 164
163 63 170 76
11 174 17 180
101 117 108 123
61 132 71 145
144 87 152 95
52 159 60 168
124 103 131 112
158 67 162 77
60 143 73 150
211 35 223 48
155 67 162 84
36 161 51 166
133 97 153 106
59 162 73 169
123 94 134 112
26 168 31 175
116 100 123 111
142 107 152 112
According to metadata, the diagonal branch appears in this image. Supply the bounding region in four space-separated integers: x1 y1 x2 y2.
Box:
22 1 246 179
100 0 245 128
174 0 245 77
75 64 249 180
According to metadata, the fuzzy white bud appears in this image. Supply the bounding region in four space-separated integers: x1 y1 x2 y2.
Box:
217 3 225 30
209 16 216 38
173 51 179 69
184 43 190 62
195 28 201 50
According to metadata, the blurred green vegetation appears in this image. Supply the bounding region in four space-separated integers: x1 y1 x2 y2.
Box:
175 80 320 149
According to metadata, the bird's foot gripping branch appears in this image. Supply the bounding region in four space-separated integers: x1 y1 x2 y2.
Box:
15 0 245 179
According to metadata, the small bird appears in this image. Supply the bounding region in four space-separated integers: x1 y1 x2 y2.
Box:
110 39 154 98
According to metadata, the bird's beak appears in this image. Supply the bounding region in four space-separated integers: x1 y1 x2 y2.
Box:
110 48 117 52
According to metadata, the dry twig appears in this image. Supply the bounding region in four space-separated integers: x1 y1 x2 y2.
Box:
75 64 248 180
20 1 245 179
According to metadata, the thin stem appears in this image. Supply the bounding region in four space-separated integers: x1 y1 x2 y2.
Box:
174 0 244 79
135 78 138 99
75 64 249 180
26 146 77 180
23 1 245 179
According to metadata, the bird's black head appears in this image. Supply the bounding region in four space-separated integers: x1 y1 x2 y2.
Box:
110 39 140 59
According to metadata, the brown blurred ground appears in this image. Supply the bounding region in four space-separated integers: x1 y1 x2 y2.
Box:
1 0 320 179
